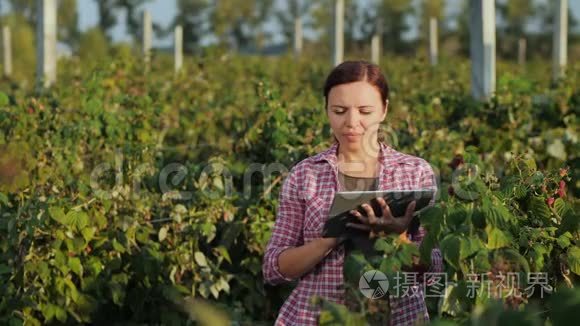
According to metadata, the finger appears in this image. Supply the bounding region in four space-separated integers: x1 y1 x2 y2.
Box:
350 210 368 224
377 197 392 220
362 203 379 225
377 197 389 217
346 223 371 231
402 201 417 224
381 199 395 223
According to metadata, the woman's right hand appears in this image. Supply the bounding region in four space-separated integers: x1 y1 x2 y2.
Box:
277 236 345 280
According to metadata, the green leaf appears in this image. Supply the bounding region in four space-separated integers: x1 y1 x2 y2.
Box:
68 257 83 277
214 246 231 264
41 303 56 321
0 192 8 206
81 227 95 242
112 239 125 253
446 207 467 229
558 209 579 236
49 207 66 225
496 248 530 273
486 228 511 249
440 234 461 270
194 252 208 267
180 298 230 326
460 237 483 259
0 92 9 106
567 246 580 276
471 209 486 229
345 252 369 281
530 244 547 271
419 206 444 237
65 210 89 231
483 198 515 228
374 238 394 254
523 157 537 172
549 287 580 325
110 282 125 306
54 306 67 322
0 264 11 275
547 139 567 161
557 232 572 249
158 226 168 242
63 277 80 303
554 198 568 217
529 196 551 222
473 250 491 272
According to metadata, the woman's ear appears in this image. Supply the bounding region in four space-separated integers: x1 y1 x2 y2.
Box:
382 99 389 120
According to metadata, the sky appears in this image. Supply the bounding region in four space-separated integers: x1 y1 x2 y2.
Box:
4 0 580 47
74 0 580 47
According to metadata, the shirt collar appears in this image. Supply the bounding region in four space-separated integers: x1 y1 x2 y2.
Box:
313 141 394 168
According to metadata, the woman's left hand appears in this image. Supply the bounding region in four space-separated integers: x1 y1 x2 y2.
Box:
346 197 416 235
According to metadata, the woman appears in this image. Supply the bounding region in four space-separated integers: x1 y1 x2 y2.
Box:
263 61 443 325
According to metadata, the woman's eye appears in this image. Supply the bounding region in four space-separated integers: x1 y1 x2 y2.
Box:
334 110 345 114
360 111 372 115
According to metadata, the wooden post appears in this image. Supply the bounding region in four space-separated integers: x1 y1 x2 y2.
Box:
143 10 152 69
518 38 526 66
552 0 567 80
371 18 383 65
2 26 11 77
371 34 380 64
332 0 344 66
469 0 495 100
174 25 183 73
294 17 303 57
36 0 57 88
429 17 438 66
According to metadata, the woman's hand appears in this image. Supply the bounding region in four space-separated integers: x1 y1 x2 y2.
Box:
346 198 416 235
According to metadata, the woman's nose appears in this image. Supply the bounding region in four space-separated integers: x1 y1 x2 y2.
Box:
344 110 359 126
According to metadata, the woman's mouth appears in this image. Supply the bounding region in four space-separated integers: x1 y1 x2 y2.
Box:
343 133 361 141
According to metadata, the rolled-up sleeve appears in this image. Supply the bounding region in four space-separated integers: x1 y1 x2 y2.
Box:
262 166 305 285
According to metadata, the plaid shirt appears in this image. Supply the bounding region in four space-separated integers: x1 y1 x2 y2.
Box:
263 141 443 325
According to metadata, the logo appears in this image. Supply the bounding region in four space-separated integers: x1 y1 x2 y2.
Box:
359 270 389 299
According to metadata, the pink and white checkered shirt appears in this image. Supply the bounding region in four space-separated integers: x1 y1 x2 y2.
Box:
263 141 443 326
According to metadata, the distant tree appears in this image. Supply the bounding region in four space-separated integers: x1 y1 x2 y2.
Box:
114 0 155 42
0 13 36 81
495 0 536 59
210 0 275 51
310 0 367 53
94 0 118 40
377 0 415 54
274 0 314 46
418 0 445 43
169 0 211 54
454 0 470 57
6 0 36 25
78 27 109 62
58 0 80 50
354 0 415 54
533 0 578 59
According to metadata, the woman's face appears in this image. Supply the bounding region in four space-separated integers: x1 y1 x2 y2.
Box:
326 81 387 152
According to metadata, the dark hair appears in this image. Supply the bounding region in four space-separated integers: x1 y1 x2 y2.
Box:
323 60 389 110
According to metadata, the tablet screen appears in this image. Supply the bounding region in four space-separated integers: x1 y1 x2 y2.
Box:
322 189 435 238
